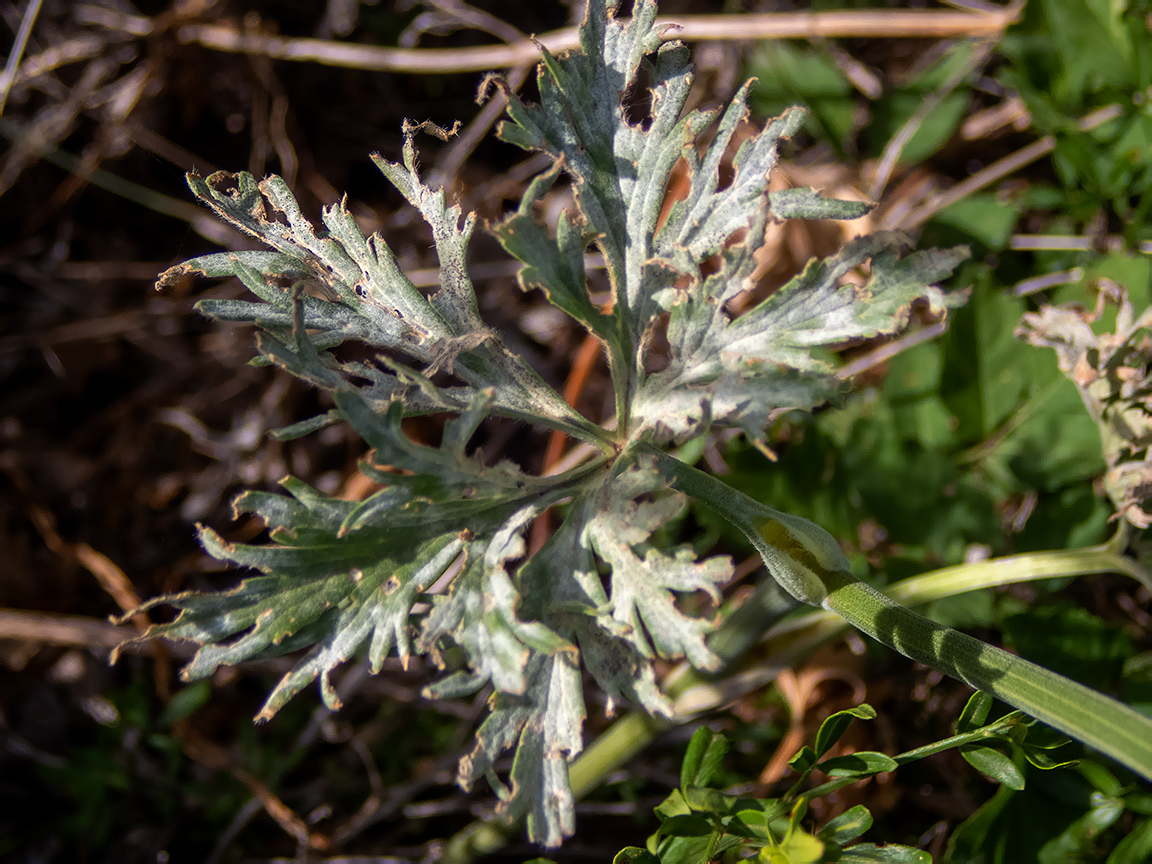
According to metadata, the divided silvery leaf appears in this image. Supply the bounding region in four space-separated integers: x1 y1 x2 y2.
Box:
126 0 967 845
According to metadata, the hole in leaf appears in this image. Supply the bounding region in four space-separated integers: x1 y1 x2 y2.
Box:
716 160 736 193
266 273 295 291
207 172 241 196
265 205 291 229
621 53 657 131
641 311 671 374
593 556 613 600
656 155 690 233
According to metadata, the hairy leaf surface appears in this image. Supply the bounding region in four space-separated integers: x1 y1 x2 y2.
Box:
133 0 966 846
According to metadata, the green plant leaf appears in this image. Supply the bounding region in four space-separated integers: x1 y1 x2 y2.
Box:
840 844 931 863
156 680 211 727
614 848 661 864
580 460 732 671
133 0 972 849
960 744 1027 790
163 144 601 446
680 726 729 789
814 704 877 758
1107 817 1152 864
789 746 818 774
763 829 823 864
942 782 1016 862
458 653 585 845
1038 791 1125 863
955 691 994 733
653 788 691 822
746 41 855 149
932 194 1021 251
658 815 713 838
817 752 899 779
817 804 873 846
635 232 969 446
1020 744 1078 771
490 161 613 342
1002 605 1133 688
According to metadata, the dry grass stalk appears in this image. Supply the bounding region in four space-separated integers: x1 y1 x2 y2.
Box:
177 8 1019 76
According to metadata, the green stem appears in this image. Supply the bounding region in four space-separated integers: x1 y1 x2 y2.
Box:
761 540 1152 664
821 572 1152 779
799 713 1025 804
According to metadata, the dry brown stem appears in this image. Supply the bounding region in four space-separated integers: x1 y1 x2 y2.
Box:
177 9 1018 75
0 608 133 649
894 102 1125 230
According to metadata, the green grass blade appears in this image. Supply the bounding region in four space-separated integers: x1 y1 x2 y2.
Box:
823 575 1152 781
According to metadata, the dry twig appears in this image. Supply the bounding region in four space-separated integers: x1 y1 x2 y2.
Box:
0 608 133 649
177 9 1019 75
893 103 1124 230
0 0 44 115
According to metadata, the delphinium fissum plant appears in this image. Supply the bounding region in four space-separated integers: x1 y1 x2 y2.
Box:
119 0 1152 847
